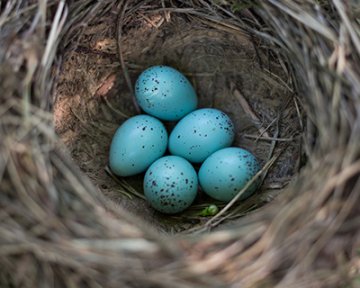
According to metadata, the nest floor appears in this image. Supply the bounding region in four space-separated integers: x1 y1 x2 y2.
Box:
54 12 302 233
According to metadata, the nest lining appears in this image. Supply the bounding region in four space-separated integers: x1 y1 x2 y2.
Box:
54 10 301 233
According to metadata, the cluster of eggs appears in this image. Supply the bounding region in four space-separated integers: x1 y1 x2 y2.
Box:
109 66 260 214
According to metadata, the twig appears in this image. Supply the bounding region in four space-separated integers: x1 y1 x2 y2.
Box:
104 97 130 119
104 165 146 200
243 134 297 142
262 68 294 93
257 117 278 141
201 155 279 231
333 0 360 56
231 84 271 138
138 12 164 28
116 0 141 114
266 114 280 161
293 96 304 130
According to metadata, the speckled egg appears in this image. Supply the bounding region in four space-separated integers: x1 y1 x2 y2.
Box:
168 108 235 163
144 156 198 214
135 65 197 121
198 147 260 202
109 115 168 177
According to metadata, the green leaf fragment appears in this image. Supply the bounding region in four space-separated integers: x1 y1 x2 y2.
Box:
199 204 219 216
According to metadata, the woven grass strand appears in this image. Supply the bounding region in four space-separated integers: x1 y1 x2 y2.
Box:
1 1 359 287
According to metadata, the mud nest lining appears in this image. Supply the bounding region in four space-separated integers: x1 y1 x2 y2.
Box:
1 1 360 288
54 10 301 233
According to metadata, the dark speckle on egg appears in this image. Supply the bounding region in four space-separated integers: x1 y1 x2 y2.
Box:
198 147 260 202
168 108 235 163
144 156 198 214
135 66 197 121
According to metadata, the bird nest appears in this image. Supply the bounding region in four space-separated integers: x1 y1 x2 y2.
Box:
1 1 360 287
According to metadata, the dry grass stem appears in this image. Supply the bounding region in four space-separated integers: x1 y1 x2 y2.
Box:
1 0 359 287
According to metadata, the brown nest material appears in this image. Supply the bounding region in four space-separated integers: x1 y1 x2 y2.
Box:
1 1 360 287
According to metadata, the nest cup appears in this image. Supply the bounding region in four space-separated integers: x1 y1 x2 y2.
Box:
54 4 301 232
1 1 360 287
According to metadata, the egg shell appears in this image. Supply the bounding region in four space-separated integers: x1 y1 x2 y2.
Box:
144 156 198 214
135 65 197 121
168 108 235 163
109 115 168 177
198 147 260 202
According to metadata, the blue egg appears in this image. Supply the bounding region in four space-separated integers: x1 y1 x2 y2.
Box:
109 115 168 176
168 108 235 163
144 156 198 214
135 66 197 121
198 147 260 202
